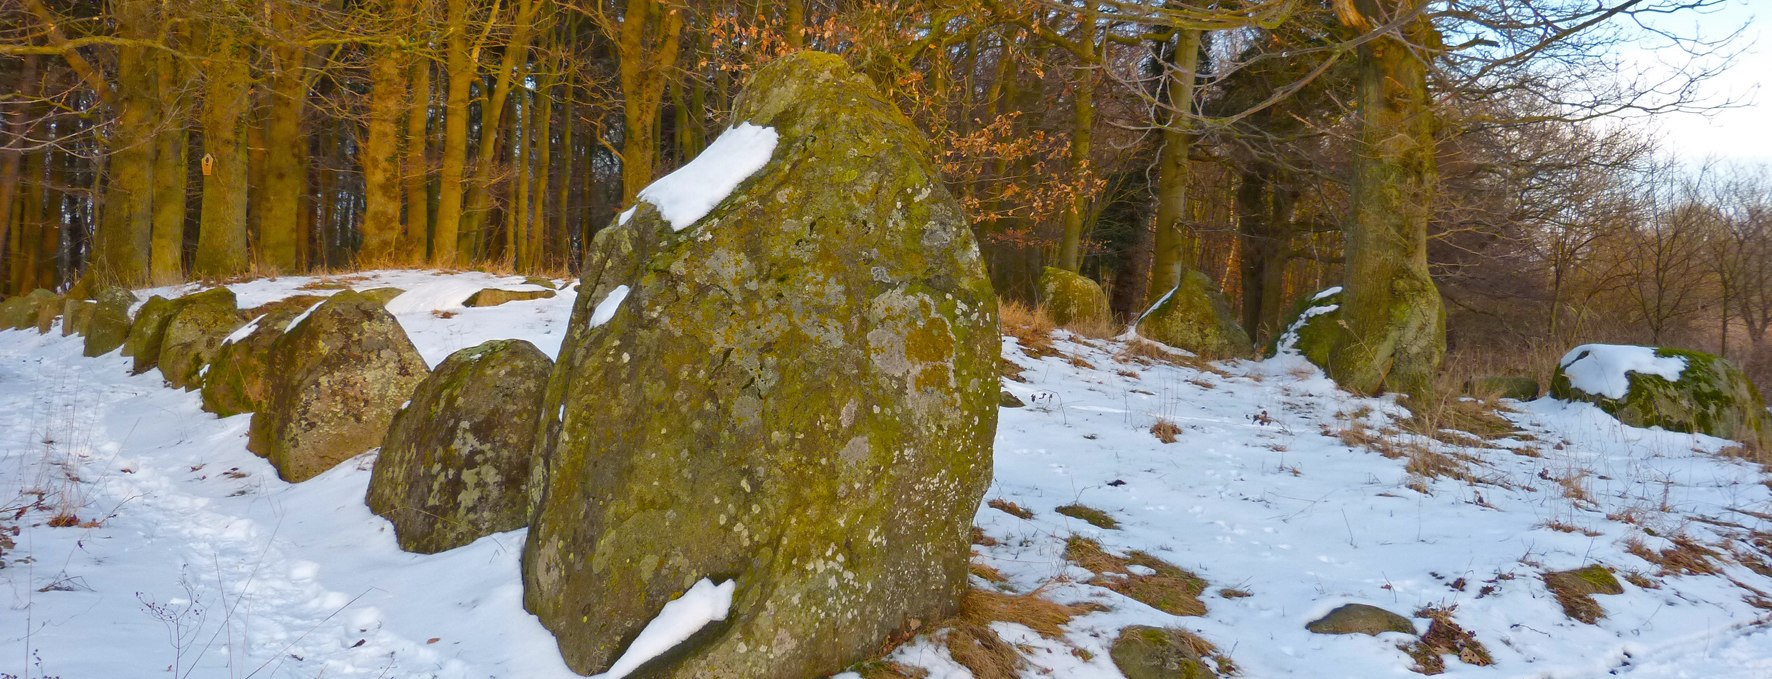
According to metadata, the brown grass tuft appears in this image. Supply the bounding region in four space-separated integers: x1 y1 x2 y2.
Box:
1149 418 1181 444
1407 605 1493 674
1625 535 1722 576
939 586 1099 679
1055 504 1120 530
987 498 1034 520
1064 536 1207 616
999 301 1057 359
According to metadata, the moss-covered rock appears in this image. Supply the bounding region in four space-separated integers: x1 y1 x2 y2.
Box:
522 52 999 678
1544 565 1623 624
60 298 95 337
247 291 428 482
1136 271 1253 359
1110 626 1217 679
1551 345 1772 451
1267 287 1342 370
200 296 326 417
464 287 556 307
1305 603 1415 636
367 339 551 554
358 287 406 306
1465 375 1539 401
157 288 245 390
122 295 179 374
522 276 558 290
82 288 139 357
1037 266 1110 328
34 297 62 334
0 289 59 330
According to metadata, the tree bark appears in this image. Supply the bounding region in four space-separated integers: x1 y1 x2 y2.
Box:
194 17 254 278
405 50 433 260
1054 10 1097 273
361 0 413 264
433 0 475 267
259 18 313 273
151 50 189 284
1329 0 1446 396
1147 28 1201 303
616 0 685 204
460 0 541 261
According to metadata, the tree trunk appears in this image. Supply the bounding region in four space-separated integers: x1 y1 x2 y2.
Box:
88 0 160 287
1054 12 1097 273
433 0 474 267
151 50 189 284
1147 28 1200 303
529 77 553 272
553 82 573 268
460 0 541 261
1329 0 1445 396
405 51 433 261
0 55 38 290
361 1 411 264
259 37 311 273
194 20 253 278
616 0 685 204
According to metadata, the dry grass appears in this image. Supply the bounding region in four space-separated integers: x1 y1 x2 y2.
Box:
1064 536 1208 617
999 300 1057 359
987 498 1034 520
1149 418 1181 444
851 660 930 679
1625 535 1722 576
1405 605 1494 675
1399 392 1520 446
1338 420 1479 484
1055 504 1120 529
1061 313 1119 340
1112 339 1229 377
1543 565 1624 624
939 586 1099 679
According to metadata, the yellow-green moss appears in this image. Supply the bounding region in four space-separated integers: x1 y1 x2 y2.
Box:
1551 346 1772 451
1136 270 1253 359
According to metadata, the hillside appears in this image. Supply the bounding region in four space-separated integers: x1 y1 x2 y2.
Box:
3 271 1771 678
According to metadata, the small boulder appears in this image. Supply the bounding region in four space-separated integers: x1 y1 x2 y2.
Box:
157 288 245 390
60 298 95 337
1305 603 1415 636
1136 271 1253 359
366 339 552 553
1543 565 1623 624
200 296 325 417
248 291 428 482
122 295 180 374
523 52 998 677
34 298 62 334
358 287 406 306
1000 390 1026 408
0 289 58 330
1038 266 1111 328
1551 344 1772 451
464 287 557 307
82 288 139 357
1268 287 1342 370
1110 626 1217 679
1465 375 1539 401
522 276 558 290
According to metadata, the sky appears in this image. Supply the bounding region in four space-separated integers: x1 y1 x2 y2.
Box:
1636 0 1770 162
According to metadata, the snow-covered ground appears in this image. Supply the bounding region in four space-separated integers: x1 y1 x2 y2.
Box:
3 271 1770 678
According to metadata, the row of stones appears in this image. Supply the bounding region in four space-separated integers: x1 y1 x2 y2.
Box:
0 283 559 555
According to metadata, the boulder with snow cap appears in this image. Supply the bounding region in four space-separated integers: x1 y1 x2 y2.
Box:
522 51 999 677
247 290 428 482
157 288 246 390
200 295 326 417
1136 270 1253 359
366 339 551 554
1267 287 1342 369
1551 344 1772 451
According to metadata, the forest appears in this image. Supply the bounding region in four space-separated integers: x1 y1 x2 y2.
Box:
0 0 1764 389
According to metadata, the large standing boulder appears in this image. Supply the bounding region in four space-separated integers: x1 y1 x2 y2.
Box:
200 296 326 417
157 288 246 390
0 289 59 330
1038 266 1110 328
1136 271 1253 359
1551 344 1772 450
523 52 999 678
248 291 427 482
60 297 95 337
82 288 139 357
123 295 180 373
367 339 551 553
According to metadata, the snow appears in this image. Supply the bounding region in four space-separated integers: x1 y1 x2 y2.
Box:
592 578 735 679
221 313 265 345
588 285 630 328
1558 344 1688 399
285 300 323 331
634 123 778 231
1311 286 1343 301
6 270 1772 678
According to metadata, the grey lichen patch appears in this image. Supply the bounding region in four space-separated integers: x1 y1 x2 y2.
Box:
521 51 998 678
247 291 428 482
367 339 552 554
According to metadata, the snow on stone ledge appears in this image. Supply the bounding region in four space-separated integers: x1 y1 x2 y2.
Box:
592 578 735 679
636 122 779 232
1558 343 1687 400
588 285 630 328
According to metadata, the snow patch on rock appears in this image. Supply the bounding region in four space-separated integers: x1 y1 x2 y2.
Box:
1558 344 1687 399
